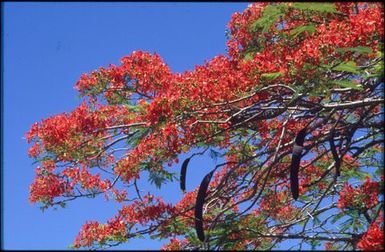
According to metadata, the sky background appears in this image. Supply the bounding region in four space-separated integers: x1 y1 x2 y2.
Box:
3 2 251 250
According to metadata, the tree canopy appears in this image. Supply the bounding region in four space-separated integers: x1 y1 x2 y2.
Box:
27 2 384 250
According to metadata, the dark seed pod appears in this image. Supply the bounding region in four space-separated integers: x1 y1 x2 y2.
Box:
290 145 302 200
180 157 191 192
195 170 214 242
329 127 341 177
295 127 307 146
290 128 307 200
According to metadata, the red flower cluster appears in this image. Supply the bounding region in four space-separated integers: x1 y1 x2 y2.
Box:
338 177 380 210
161 238 189 251
26 103 109 160
72 195 176 248
73 219 127 248
357 222 384 251
227 2 383 84
260 190 299 222
29 173 69 204
118 195 175 225
62 166 111 192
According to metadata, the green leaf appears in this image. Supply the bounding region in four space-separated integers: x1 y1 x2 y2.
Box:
343 168 371 180
261 72 282 80
375 167 383 177
332 80 363 90
125 104 141 112
333 61 359 74
126 128 149 147
250 5 284 33
213 135 225 142
340 218 354 232
263 4 282 16
310 240 321 250
147 168 176 189
336 46 373 54
299 194 311 201
290 24 316 38
292 3 339 13
244 51 254 61
366 59 385 79
331 211 346 224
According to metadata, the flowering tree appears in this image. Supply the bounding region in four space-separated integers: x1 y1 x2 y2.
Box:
27 2 384 251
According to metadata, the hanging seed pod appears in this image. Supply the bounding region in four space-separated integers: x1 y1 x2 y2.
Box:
290 128 307 200
195 170 214 242
329 126 341 177
180 157 191 192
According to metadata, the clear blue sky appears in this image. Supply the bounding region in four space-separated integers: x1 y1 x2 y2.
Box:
3 2 250 250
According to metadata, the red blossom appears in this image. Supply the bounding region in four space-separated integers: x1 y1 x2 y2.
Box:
357 222 384 251
338 177 380 210
161 238 189 250
29 173 70 204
